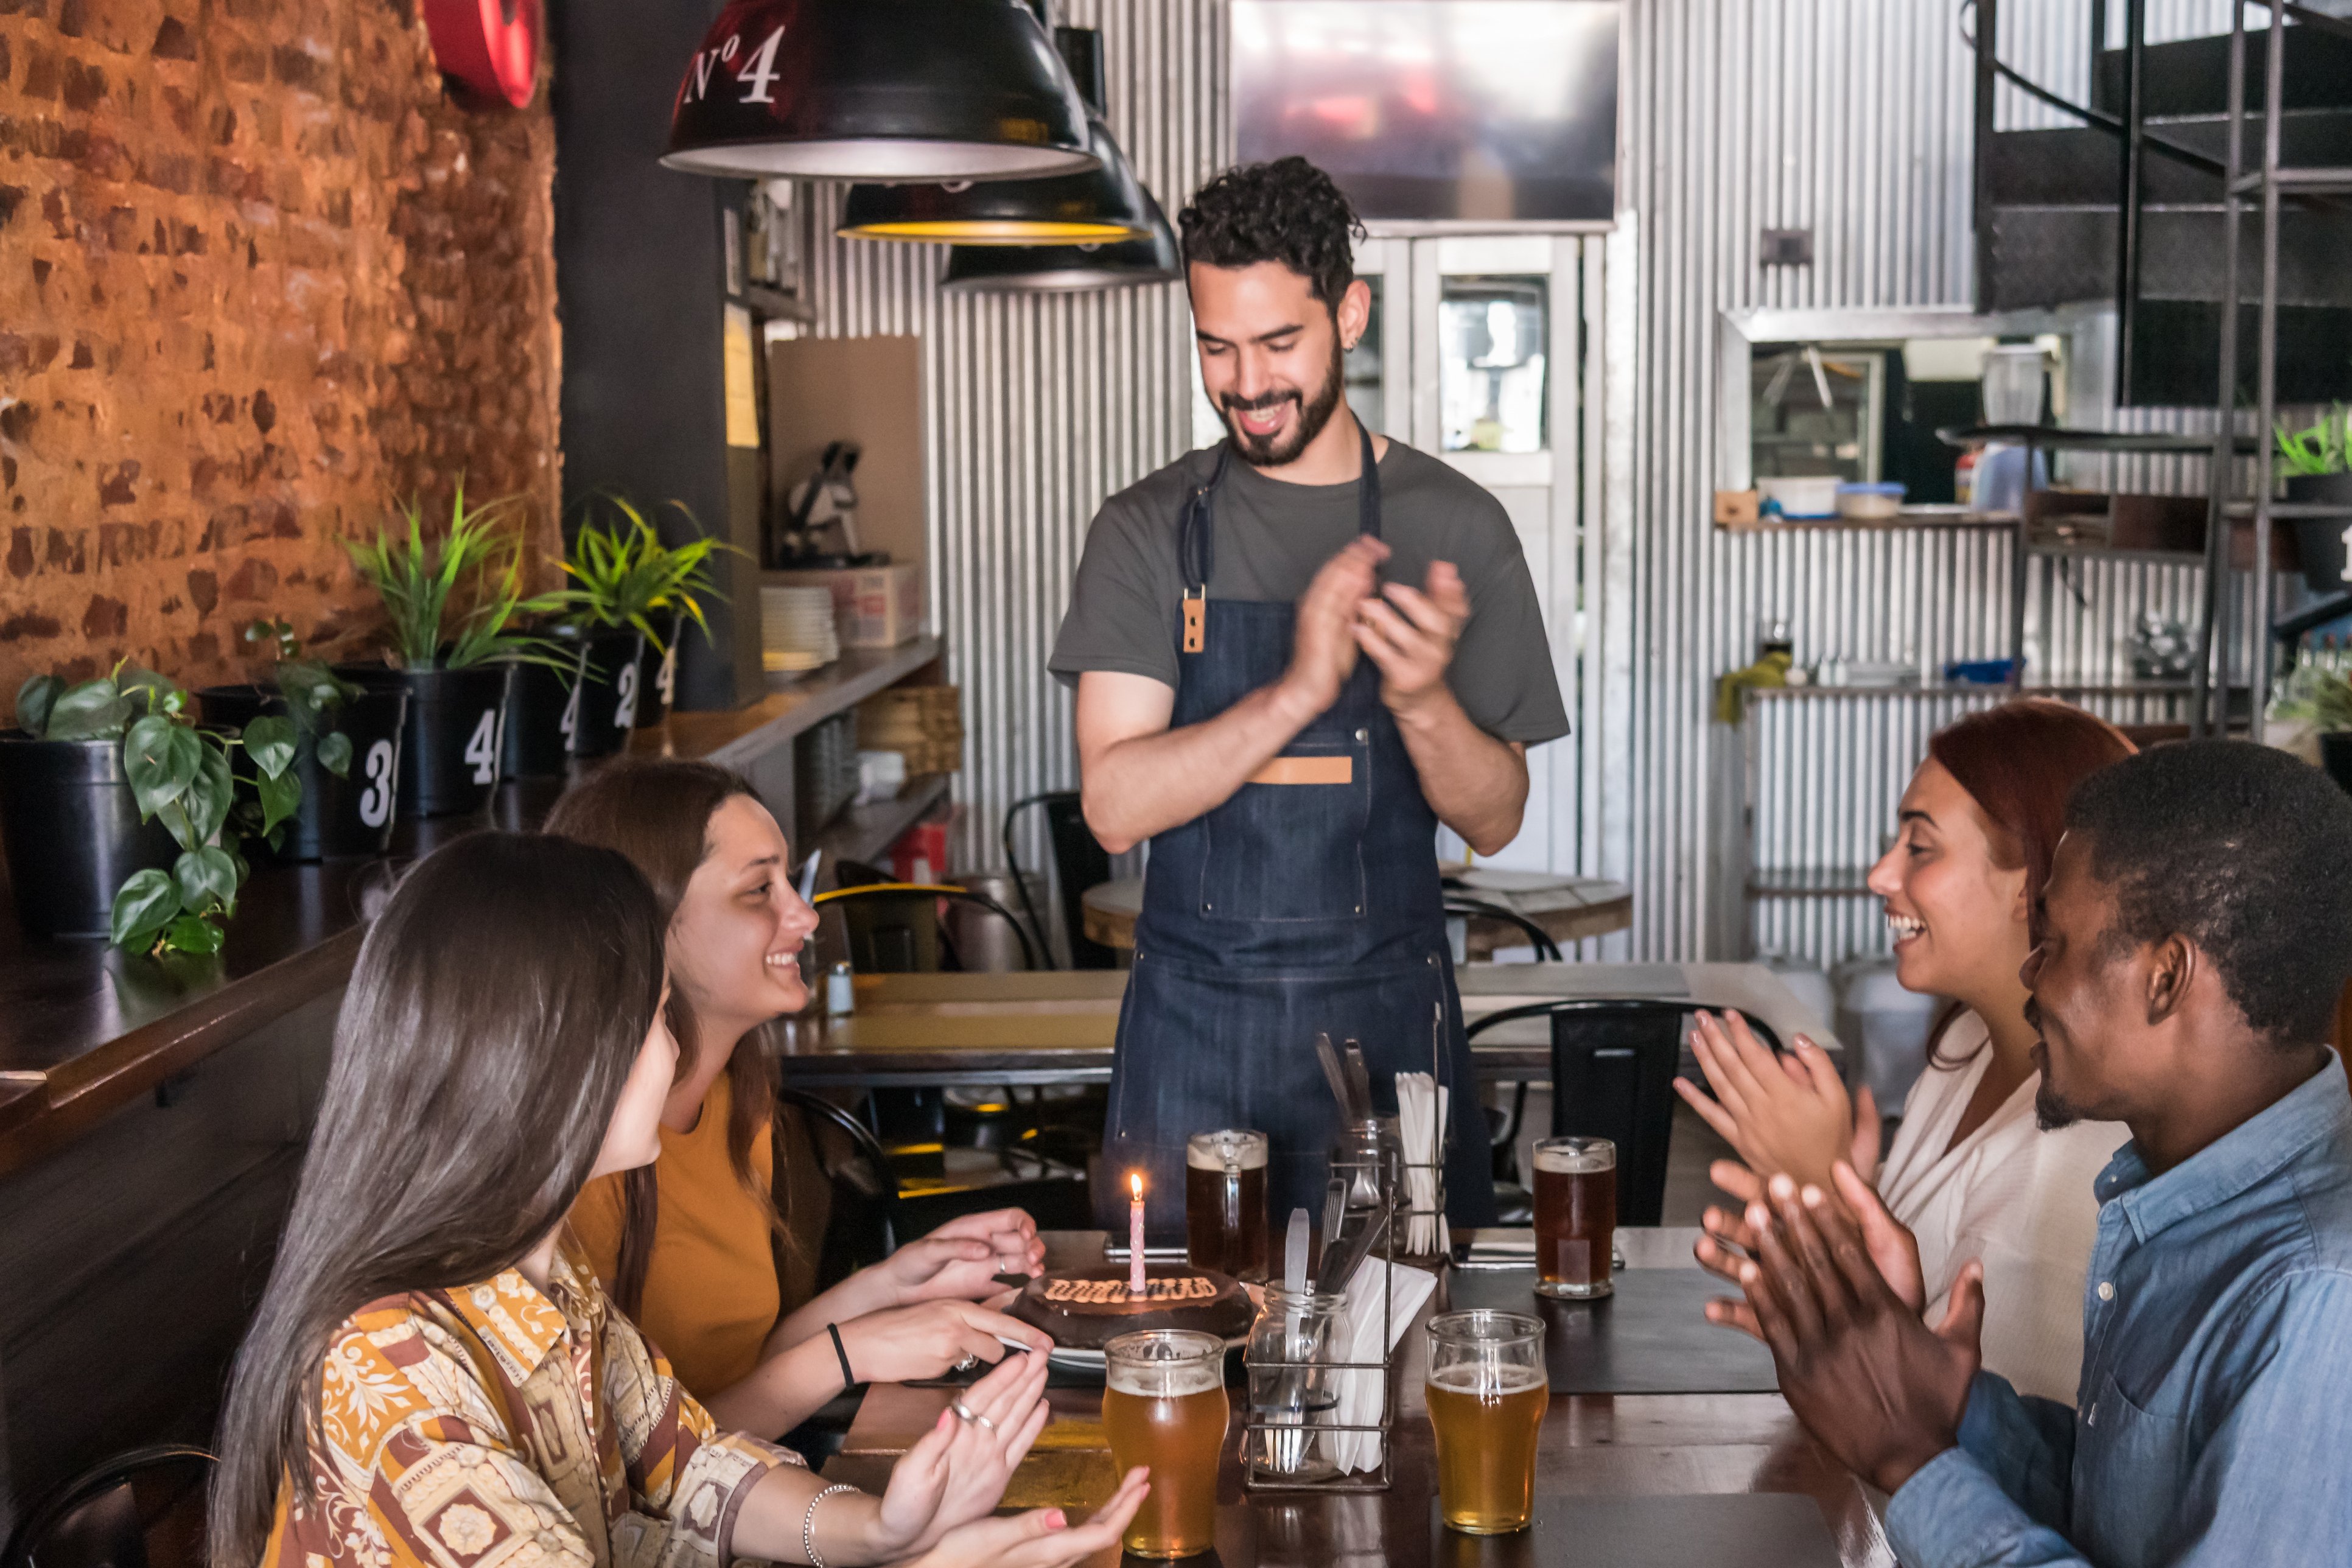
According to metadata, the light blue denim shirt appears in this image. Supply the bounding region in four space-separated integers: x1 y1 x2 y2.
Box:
1883 1052 2352 1567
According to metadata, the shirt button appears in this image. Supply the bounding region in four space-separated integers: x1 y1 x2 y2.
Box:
2098 1281 2115 1301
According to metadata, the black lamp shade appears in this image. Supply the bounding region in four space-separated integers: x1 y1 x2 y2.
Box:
940 189 1183 292
664 0 1098 182
840 116 1157 244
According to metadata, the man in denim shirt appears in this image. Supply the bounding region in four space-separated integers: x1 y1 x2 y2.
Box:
1727 741 2352 1567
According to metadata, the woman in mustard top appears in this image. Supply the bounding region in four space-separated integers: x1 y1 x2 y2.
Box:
554 761 1051 1440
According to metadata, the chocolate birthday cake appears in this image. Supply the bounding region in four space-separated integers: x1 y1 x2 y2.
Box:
1007 1263 1255 1351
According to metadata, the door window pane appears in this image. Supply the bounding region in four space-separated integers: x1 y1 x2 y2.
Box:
1345 277 1385 434
1440 275 1547 453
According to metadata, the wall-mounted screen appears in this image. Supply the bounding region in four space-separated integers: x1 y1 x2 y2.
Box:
1232 1 1620 228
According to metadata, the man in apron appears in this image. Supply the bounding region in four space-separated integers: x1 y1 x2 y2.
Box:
1048 157 1570 1240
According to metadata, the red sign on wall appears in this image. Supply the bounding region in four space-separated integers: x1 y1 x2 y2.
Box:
423 0 540 109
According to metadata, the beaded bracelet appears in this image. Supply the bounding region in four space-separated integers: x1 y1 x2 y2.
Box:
802 1482 856 1568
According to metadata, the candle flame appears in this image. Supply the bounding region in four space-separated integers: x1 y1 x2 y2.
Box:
1129 1172 1143 1200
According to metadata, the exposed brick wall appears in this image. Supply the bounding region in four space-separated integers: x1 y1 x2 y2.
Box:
0 0 559 713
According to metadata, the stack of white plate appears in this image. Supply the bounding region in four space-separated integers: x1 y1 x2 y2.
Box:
761 586 839 676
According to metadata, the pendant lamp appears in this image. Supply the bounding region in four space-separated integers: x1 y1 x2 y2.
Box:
939 193 1182 291
663 0 1097 182
838 113 1155 244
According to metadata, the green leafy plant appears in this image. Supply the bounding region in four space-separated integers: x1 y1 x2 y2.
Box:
2273 662 2352 733
242 618 360 781
559 493 735 656
345 483 568 669
2277 404 2352 478
14 664 304 955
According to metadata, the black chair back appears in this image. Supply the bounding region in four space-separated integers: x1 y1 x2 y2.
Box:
1466 999 1783 1227
815 883 1038 973
775 1085 903 1289
2 1446 214 1568
1038 794 1116 969
1442 898 1565 962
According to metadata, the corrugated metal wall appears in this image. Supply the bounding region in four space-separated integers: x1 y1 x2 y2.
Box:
797 0 1228 889
794 0 2289 970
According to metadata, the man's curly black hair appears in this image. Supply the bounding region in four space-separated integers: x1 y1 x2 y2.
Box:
2064 740 2352 1046
1178 157 1367 312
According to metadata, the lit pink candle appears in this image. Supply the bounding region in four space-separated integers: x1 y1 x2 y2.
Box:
1129 1172 1146 1295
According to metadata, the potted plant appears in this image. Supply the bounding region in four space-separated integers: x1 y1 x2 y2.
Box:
2278 404 2352 592
2273 659 2352 793
2 665 304 951
195 620 410 859
340 485 564 818
562 493 733 730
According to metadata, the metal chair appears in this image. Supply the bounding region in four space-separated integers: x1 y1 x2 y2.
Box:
1443 897 1565 962
813 881 1039 973
1 1446 214 1568
1002 791 1116 970
1466 999 1783 1227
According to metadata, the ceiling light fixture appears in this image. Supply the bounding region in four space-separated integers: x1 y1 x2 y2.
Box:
663 0 1098 183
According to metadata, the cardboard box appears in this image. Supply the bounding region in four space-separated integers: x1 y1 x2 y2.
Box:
770 561 925 648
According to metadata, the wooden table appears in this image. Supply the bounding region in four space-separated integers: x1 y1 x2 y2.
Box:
769 962 1839 1089
1080 873 1635 956
826 1230 1891 1567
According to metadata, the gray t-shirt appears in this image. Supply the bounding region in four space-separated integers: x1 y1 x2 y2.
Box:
1050 440 1570 745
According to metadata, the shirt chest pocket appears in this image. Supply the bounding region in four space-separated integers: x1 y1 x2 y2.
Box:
2074 1369 2190 1566
1197 733 1371 923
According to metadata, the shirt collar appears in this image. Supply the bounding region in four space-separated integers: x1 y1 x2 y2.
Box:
439 1231 604 1379
2105 1052 2351 1244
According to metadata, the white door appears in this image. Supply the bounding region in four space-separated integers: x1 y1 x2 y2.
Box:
1352 236 1603 881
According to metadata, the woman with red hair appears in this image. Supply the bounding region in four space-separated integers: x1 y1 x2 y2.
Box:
1679 698 2133 1400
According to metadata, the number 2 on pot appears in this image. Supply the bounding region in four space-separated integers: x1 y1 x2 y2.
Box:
464 709 497 785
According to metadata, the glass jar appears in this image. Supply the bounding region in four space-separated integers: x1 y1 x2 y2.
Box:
1242 1284 1348 1485
1329 1116 1402 1214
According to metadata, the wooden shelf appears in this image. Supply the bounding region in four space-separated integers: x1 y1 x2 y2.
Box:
813 773 952 870
631 635 941 772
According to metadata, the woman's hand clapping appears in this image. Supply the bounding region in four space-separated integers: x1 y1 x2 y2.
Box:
900 1469 1150 1568
1672 1011 1882 1193
838 1299 1051 1387
881 1208 1046 1306
867 1351 1054 1560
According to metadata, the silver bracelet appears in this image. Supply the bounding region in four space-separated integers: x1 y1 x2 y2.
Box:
802 1482 857 1568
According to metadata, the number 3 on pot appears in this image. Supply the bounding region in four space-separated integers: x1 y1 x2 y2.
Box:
464 709 497 785
358 740 396 829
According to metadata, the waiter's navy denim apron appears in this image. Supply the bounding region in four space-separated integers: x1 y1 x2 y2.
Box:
1101 427 1499 1240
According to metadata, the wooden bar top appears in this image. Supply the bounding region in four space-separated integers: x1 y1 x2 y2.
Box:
0 644 947 1176
827 1231 1889 1567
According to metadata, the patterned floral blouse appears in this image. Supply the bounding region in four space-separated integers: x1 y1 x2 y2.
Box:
261 1232 801 1568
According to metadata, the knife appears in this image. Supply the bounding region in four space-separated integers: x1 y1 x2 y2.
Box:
1314 1031 1353 1119
1317 1197 1391 1293
1342 1039 1374 1122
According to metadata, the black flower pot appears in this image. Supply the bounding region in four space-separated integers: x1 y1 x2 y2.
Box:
499 626 646 777
337 663 511 820
2322 732 2352 797
0 733 179 937
2287 473 2352 594
632 610 681 729
196 682 410 860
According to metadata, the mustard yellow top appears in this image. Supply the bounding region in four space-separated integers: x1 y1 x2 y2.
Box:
571 1073 780 1399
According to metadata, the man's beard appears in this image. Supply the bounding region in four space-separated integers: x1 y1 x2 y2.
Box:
1220 335 1346 468
2034 1077 2087 1131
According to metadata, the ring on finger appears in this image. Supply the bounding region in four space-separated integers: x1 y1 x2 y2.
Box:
950 1399 979 1424
953 1353 980 1373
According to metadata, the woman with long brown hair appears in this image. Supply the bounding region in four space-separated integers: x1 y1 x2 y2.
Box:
211 831 1144 1568
550 760 1049 1442
1678 698 2133 1399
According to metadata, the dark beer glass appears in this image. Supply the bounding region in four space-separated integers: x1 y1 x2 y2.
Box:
1185 1128 1269 1281
1103 1329 1230 1558
1533 1136 1616 1298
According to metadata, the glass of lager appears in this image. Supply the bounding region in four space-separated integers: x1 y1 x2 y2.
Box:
1186 1128 1270 1281
1532 1136 1617 1298
1102 1329 1230 1558
1425 1310 1549 1534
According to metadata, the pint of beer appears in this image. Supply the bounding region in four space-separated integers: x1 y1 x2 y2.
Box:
1186 1129 1270 1281
1102 1329 1230 1558
1424 1310 1549 1535
1532 1136 1617 1298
